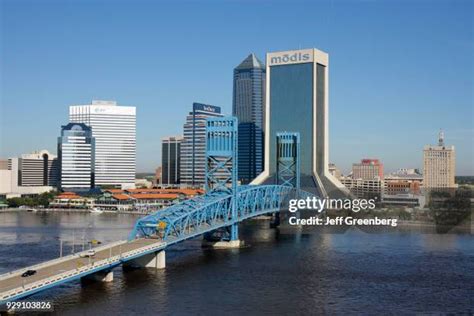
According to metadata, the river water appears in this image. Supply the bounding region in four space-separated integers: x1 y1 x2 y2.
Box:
0 211 473 315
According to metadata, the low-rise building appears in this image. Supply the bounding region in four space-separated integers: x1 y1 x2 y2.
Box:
50 192 94 209
135 178 153 189
94 191 134 211
381 168 424 206
384 180 421 196
381 194 426 208
94 188 204 212
340 177 383 200
0 150 59 198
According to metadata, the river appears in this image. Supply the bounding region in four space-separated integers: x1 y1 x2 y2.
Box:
0 210 473 315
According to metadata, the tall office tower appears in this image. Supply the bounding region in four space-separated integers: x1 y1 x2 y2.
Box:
232 53 266 184
12 150 59 187
352 159 384 180
180 103 223 188
161 136 183 187
423 130 456 189
69 100 136 189
58 123 95 191
252 48 347 197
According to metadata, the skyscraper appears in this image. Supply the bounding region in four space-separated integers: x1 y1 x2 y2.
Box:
69 100 136 189
180 103 222 188
423 130 456 190
58 123 95 190
161 136 183 187
232 53 265 184
252 48 346 197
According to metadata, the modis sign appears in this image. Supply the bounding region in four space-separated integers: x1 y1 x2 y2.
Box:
268 49 314 66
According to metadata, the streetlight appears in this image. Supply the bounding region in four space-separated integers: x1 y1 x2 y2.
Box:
71 230 75 254
60 239 63 257
81 228 86 252
56 236 63 258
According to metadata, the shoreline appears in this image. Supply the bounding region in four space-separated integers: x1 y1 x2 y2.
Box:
0 208 149 216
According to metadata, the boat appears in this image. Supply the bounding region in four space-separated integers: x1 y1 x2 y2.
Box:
90 207 104 214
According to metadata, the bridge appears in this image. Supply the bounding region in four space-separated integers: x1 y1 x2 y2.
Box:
0 117 313 305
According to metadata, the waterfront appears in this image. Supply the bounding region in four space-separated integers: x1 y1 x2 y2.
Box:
0 211 473 314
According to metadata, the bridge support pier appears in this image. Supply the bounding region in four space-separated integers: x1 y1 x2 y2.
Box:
81 270 114 283
270 212 280 228
125 250 166 269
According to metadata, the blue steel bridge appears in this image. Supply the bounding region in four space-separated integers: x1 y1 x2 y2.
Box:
0 117 313 305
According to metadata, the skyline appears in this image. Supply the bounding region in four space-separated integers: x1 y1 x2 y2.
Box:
1 0 473 175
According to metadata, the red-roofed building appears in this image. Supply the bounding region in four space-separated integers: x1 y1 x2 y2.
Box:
50 193 94 209
112 194 132 200
93 187 205 212
106 189 125 194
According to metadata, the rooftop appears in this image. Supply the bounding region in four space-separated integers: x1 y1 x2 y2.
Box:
130 193 179 200
235 53 265 70
91 100 117 106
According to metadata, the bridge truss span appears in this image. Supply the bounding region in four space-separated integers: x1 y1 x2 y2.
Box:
129 185 294 243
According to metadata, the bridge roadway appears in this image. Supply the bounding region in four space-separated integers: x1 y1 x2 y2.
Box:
0 238 165 303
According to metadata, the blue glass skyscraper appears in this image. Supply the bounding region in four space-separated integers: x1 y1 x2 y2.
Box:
232 54 265 184
252 48 348 198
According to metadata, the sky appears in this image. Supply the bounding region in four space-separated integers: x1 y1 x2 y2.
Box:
1 0 473 175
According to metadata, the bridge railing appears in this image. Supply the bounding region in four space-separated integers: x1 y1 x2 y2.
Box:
0 240 166 303
0 240 127 282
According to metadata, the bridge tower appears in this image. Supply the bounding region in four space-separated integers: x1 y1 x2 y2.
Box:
276 132 301 190
205 117 238 196
271 132 300 228
204 116 242 247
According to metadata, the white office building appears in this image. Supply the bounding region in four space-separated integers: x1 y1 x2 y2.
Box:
69 100 136 189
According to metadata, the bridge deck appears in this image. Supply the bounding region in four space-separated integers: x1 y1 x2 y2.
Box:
0 238 165 303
